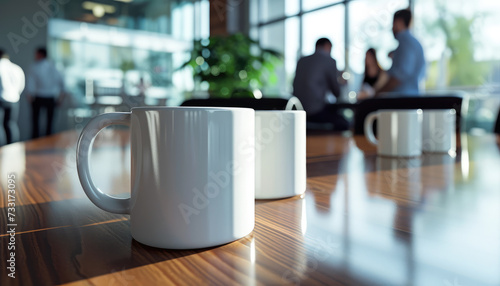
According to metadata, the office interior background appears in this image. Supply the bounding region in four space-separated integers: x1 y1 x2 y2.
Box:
1 0 500 141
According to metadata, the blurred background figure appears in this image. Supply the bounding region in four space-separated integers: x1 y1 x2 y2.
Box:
0 49 25 146
358 48 388 100
26 47 65 139
377 9 425 96
293 38 349 131
136 77 149 106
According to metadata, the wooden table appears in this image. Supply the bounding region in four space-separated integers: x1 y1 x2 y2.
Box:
1 130 500 285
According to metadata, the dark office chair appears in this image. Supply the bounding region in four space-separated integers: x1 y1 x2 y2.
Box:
494 108 500 135
353 95 464 135
181 96 304 111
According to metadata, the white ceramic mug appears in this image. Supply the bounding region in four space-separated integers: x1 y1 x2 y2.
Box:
422 109 456 153
364 109 423 157
76 107 255 249
255 110 307 199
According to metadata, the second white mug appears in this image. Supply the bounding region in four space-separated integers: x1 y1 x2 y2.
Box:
422 109 456 153
364 109 423 157
255 110 307 199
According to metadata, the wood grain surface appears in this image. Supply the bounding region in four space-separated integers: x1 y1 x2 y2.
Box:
1 129 500 285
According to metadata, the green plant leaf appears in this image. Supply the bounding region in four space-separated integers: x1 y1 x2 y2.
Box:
179 33 283 98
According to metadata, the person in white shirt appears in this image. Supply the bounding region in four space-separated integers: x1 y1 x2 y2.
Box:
0 49 25 145
26 47 65 138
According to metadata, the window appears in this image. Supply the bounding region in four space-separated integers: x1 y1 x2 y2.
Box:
302 0 343 12
415 0 500 88
348 0 408 89
252 0 500 131
260 0 299 22
302 5 345 71
414 0 500 131
251 0 361 97
260 17 300 95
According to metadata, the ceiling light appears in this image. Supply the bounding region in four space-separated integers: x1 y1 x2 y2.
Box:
92 6 105 17
82 1 117 18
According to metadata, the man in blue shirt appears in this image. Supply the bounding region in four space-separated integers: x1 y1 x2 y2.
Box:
377 9 425 96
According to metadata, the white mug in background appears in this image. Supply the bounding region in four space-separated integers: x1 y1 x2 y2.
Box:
364 109 423 157
76 107 255 249
255 110 307 199
422 109 456 154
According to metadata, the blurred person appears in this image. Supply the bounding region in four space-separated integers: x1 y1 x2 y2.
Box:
122 76 149 108
377 9 425 96
293 38 349 131
26 47 65 138
136 77 149 105
0 49 25 145
358 48 388 99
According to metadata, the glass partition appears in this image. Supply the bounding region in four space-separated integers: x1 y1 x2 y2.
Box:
49 0 208 108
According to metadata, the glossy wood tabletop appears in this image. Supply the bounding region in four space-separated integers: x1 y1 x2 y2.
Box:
1 128 500 285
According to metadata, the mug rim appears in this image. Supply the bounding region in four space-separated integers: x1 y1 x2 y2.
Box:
375 109 423 114
255 110 306 114
422 109 456 114
131 106 254 112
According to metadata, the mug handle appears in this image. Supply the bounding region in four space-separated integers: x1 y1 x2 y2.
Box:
76 112 131 214
364 112 379 146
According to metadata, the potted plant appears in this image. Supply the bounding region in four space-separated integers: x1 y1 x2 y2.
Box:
181 33 282 98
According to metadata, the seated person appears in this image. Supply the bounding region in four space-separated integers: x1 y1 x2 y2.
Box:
358 48 388 100
293 38 349 131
